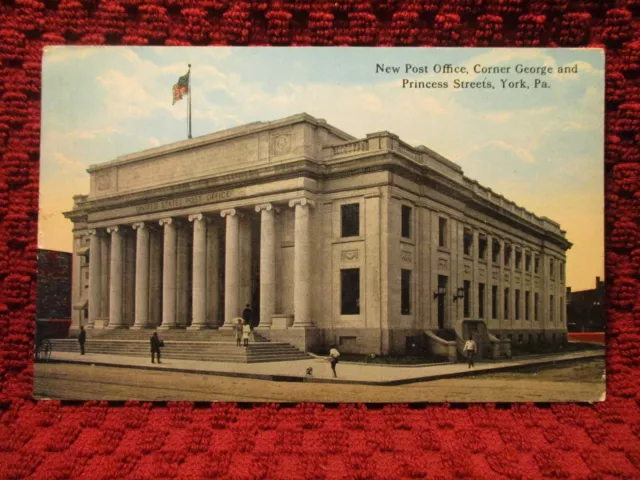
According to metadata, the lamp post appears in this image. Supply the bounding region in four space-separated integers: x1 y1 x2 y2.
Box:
453 287 465 301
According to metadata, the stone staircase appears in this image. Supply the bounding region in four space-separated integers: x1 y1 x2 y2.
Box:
53 328 311 363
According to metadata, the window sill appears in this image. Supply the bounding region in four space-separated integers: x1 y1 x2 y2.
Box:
333 236 364 245
437 246 450 254
400 237 415 246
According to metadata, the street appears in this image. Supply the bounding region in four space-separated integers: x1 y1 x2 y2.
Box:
34 358 605 403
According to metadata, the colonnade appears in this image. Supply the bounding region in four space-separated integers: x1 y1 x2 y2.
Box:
86 199 315 330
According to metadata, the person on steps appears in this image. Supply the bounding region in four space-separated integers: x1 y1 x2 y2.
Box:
242 321 251 347
78 325 86 355
151 331 164 364
235 318 243 347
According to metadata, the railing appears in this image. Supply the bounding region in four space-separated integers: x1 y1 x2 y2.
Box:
330 140 369 156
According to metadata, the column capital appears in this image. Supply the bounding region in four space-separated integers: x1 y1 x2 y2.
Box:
188 213 206 222
87 228 98 236
288 198 315 209
106 226 119 234
159 218 173 227
255 203 276 213
132 222 146 230
221 208 240 218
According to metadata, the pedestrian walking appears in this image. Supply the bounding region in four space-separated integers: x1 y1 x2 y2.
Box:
78 325 86 355
235 318 243 347
242 321 251 347
151 331 164 364
328 345 340 378
463 336 477 368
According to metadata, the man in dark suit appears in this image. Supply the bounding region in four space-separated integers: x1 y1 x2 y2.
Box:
242 304 252 326
150 332 163 364
78 325 86 355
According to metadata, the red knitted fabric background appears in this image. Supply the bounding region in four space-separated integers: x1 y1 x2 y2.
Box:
0 1 639 479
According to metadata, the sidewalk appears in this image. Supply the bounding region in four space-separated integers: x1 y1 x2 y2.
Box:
45 349 604 386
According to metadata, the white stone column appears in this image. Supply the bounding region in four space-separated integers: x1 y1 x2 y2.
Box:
159 218 177 329
221 209 240 328
132 222 150 329
107 226 125 328
189 214 208 329
256 203 276 329
87 229 101 328
289 198 314 328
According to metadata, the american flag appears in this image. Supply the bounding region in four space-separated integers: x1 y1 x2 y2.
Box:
172 71 190 105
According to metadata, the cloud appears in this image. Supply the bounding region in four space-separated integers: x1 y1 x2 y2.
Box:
65 126 123 140
465 141 536 164
52 152 85 171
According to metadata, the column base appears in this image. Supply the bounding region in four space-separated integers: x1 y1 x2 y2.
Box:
292 323 314 328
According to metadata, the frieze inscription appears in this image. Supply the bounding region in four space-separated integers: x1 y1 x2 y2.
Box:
135 190 234 215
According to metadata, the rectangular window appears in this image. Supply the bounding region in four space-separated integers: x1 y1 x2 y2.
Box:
492 240 501 264
463 280 471 318
550 295 555 322
560 262 565 281
401 269 412 315
401 205 412 239
478 283 485 319
525 291 530 320
515 249 522 269
515 289 521 320
438 218 448 247
339 336 357 347
478 236 488 260
492 286 498 319
504 288 510 319
550 259 555 279
504 244 512 267
341 203 360 237
534 255 540 274
525 252 531 272
463 229 473 256
340 268 360 315
534 293 539 321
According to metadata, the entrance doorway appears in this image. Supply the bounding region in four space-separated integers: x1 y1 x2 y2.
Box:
250 214 261 327
437 275 448 329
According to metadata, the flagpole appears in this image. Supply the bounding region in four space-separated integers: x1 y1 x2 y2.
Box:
187 64 192 139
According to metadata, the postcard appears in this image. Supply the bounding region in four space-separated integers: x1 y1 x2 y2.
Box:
34 46 605 402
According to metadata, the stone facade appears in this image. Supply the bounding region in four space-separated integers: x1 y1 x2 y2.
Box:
65 113 571 356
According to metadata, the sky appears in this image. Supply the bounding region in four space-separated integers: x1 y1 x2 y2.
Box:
39 47 604 291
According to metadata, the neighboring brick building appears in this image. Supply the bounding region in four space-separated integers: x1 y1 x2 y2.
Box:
36 249 72 320
567 277 605 332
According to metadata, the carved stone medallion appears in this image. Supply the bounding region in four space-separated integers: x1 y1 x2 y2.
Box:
341 250 358 262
